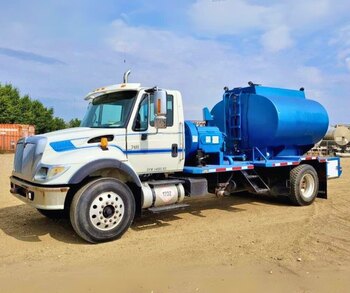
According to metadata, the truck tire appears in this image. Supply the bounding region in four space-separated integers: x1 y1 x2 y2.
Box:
289 165 319 206
70 178 135 243
37 209 67 219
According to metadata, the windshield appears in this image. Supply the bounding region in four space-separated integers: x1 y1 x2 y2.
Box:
81 90 137 128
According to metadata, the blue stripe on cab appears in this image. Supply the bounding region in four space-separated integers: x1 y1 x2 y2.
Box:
50 140 77 152
49 139 184 155
126 149 184 154
127 149 170 154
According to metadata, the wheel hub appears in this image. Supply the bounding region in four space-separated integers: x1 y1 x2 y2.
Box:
103 205 115 218
300 173 315 200
89 191 125 231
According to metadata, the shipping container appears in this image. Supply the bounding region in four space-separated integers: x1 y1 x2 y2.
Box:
0 124 35 152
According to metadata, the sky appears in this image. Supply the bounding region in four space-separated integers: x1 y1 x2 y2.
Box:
0 0 349 124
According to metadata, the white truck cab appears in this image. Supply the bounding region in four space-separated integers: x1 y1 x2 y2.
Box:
10 74 188 243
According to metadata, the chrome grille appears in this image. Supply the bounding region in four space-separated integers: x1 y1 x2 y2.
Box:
13 136 47 180
22 142 36 177
14 138 25 173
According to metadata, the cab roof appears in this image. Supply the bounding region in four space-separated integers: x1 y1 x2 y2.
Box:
84 83 142 100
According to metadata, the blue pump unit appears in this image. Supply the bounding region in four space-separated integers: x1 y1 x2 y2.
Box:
185 121 224 165
208 85 329 160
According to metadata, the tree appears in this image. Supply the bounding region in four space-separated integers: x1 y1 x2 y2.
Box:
0 84 21 123
29 100 55 133
67 118 81 128
0 83 80 134
51 117 67 131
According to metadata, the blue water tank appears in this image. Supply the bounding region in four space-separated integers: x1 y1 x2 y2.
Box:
210 86 329 157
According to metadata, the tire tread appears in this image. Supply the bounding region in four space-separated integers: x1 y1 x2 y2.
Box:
289 164 318 206
69 178 135 243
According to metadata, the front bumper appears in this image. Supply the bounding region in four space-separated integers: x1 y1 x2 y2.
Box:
10 176 69 210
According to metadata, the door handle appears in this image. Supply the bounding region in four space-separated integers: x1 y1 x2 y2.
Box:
171 144 178 157
141 133 148 141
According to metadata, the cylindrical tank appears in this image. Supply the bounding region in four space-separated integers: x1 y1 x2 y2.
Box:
210 87 329 155
324 126 350 146
141 183 185 208
242 94 329 149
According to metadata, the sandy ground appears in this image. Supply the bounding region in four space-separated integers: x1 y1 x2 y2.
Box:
0 153 350 292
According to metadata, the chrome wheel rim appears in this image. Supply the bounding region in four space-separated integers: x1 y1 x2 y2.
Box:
300 174 315 200
89 191 125 231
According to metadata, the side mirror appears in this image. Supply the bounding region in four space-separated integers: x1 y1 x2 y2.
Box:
154 90 167 116
153 89 167 129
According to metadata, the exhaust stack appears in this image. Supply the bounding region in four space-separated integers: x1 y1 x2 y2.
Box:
123 70 131 83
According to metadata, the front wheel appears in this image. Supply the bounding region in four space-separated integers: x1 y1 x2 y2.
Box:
70 178 135 243
289 165 319 206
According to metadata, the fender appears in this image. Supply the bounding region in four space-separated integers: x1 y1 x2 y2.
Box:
68 159 141 187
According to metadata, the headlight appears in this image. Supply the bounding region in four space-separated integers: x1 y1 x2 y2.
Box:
34 165 69 181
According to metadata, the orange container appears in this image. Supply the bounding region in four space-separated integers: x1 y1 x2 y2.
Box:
0 124 35 152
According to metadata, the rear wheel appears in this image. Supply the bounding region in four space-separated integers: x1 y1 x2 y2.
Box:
70 178 135 243
289 165 319 206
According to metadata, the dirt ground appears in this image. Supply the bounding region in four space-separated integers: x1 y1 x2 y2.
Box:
0 153 349 293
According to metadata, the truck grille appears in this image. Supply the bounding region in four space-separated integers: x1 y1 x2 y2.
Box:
13 136 47 180
14 138 25 172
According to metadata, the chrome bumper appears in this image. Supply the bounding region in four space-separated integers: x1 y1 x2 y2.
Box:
10 176 69 210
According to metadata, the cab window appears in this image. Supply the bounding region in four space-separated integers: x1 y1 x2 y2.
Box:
81 91 137 128
133 96 149 131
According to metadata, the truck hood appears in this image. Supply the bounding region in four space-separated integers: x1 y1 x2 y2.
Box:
42 127 127 152
13 127 127 181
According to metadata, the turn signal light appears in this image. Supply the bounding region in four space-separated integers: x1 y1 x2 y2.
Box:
100 137 108 150
157 99 161 114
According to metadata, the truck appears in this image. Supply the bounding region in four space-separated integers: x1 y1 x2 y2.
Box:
10 71 342 243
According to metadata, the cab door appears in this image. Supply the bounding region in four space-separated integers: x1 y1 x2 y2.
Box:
126 91 183 174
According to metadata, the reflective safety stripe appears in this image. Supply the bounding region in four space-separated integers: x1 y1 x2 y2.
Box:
301 156 327 163
272 162 299 167
302 156 317 160
206 165 255 173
